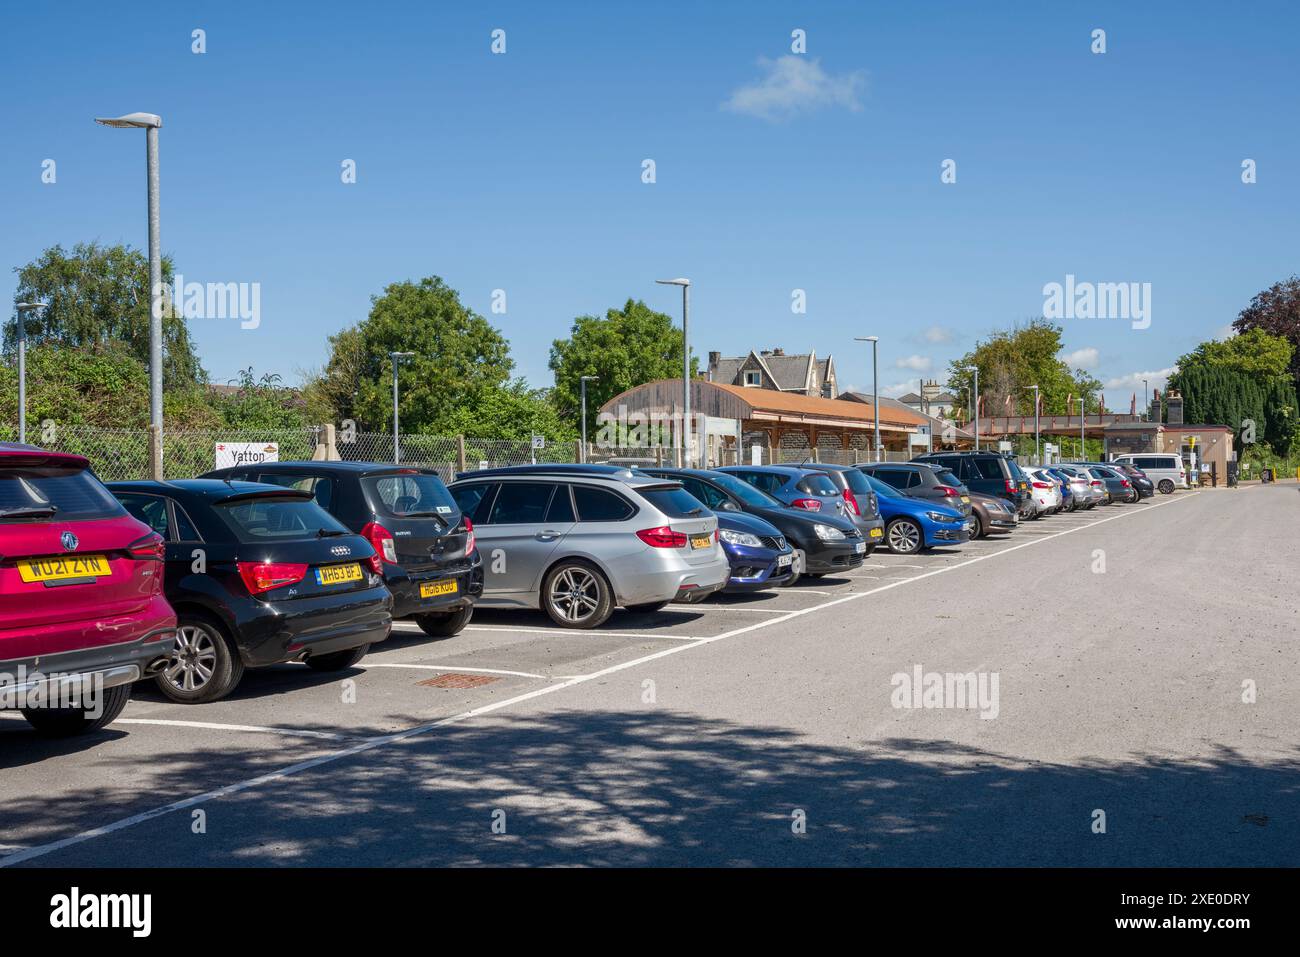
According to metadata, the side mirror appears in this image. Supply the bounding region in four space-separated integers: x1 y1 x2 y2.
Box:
719 500 740 511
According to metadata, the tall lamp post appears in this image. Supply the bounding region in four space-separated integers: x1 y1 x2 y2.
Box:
1142 379 1149 422
961 366 981 451
95 112 164 477
389 351 415 463
855 336 881 460
14 302 48 444
655 278 691 465
580 375 599 463
1027 384 1040 463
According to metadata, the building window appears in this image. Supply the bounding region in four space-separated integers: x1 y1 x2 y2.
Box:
743 370 761 387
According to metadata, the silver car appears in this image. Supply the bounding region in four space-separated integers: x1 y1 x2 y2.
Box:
448 466 729 628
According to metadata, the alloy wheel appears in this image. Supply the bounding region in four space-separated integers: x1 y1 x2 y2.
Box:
549 566 601 624
164 625 218 693
887 520 921 553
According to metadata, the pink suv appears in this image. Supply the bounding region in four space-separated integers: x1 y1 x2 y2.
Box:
0 444 176 736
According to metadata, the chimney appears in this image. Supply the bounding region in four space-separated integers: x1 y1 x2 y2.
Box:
772 347 785 356
760 349 772 357
708 350 720 367
1150 389 1162 424
1165 389 1183 426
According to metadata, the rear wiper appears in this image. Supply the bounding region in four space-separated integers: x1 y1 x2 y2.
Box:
316 527 349 537
0 505 58 518
683 507 704 516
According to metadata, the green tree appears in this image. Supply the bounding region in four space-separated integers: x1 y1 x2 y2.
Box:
440 380 575 440
946 319 1104 422
1175 328 1293 379
1169 351 1297 455
548 299 696 419
7 242 205 389
318 277 514 433
1232 276 1300 390
212 368 310 431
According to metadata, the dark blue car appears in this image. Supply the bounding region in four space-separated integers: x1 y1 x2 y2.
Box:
860 473 971 554
715 511 796 592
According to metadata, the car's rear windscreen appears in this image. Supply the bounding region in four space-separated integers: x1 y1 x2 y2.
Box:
638 485 708 519
838 468 874 496
934 468 962 488
796 474 840 496
217 496 349 541
0 465 125 522
363 472 459 521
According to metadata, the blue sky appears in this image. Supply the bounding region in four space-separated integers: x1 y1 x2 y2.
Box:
3 0 1297 411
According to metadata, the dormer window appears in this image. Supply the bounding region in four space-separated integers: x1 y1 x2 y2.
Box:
743 370 761 387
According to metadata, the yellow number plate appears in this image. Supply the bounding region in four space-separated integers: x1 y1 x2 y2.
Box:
690 534 713 549
961 496 970 503
870 527 884 538
18 555 111 583
421 579 459 598
316 563 363 586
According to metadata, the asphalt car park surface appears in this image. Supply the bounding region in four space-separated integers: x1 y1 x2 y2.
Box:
3 485 1297 866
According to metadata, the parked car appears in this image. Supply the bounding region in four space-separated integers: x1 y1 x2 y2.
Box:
859 472 971 554
1109 463 1155 498
968 491 1018 537
715 511 797 592
800 463 886 546
108 480 392 703
1089 465 1139 503
1021 466 1064 515
859 461 973 517
448 466 729 626
637 467 868 578
1046 467 1091 511
202 461 481 637
715 465 851 519
1 444 176 735
1056 465 1106 507
912 451 1031 513
1110 453 1188 494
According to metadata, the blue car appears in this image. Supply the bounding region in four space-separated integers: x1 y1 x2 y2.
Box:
715 465 852 519
715 511 796 592
860 473 971 554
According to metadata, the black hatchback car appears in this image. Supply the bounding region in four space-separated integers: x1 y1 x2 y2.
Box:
639 467 868 578
202 462 483 637
109 480 393 703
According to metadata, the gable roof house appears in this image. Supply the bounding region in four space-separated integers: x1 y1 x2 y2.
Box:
707 348 837 399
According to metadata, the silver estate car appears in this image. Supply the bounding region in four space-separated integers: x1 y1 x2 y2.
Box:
448 466 729 628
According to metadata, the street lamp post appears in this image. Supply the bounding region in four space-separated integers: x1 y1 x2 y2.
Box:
855 336 881 460
655 278 691 466
389 351 415 463
1143 379 1149 422
1027 384 1040 463
580 375 599 463
96 113 164 475
14 302 48 444
961 366 981 452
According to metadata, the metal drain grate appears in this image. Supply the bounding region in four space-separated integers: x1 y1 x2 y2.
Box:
417 673 500 689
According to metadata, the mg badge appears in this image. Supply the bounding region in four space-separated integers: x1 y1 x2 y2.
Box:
61 531 79 552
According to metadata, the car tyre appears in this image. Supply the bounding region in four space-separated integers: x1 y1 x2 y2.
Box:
1158 479 1174 494
974 513 987 538
415 604 473 638
541 560 614 629
306 644 370 671
885 518 923 555
157 616 244 704
20 683 132 737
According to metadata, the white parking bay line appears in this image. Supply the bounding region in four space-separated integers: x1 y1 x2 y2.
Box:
114 719 347 741
365 663 548 679
0 491 1199 868
394 622 701 642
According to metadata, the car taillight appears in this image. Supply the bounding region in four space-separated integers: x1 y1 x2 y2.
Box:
463 517 476 555
1032 481 1052 489
713 528 720 542
365 551 382 575
1120 479 1130 487
792 498 822 510
843 488 860 515
361 521 399 564
1005 480 1016 494
127 532 165 561
935 486 958 496
238 561 309 595
637 526 687 548
1091 480 1102 487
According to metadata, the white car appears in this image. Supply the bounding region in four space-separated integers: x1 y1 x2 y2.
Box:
1022 466 1063 515
1110 453 1188 494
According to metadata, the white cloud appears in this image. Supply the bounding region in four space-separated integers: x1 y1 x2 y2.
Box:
880 380 916 399
895 354 932 372
1104 368 1175 391
1059 347 1100 369
1215 324 1237 340
923 326 953 344
722 56 865 122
